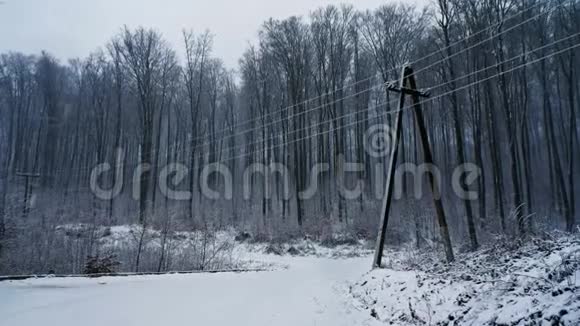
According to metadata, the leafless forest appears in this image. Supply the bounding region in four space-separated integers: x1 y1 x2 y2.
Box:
0 0 578 275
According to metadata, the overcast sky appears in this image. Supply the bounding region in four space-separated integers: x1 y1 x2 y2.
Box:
0 0 425 69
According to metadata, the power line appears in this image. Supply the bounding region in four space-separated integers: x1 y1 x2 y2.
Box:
175 22 580 163
215 30 580 160
129 0 559 165
25 36 580 188
3 1 573 184
23 0 556 171
182 0 552 147
218 41 580 165
3 1 565 179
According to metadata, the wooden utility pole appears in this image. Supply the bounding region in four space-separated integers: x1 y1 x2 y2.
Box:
373 66 454 268
373 67 409 268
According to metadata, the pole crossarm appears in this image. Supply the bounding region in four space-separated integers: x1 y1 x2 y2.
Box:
385 82 431 98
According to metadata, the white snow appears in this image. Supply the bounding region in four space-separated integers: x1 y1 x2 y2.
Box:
350 235 580 325
0 256 381 326
2 233 579 326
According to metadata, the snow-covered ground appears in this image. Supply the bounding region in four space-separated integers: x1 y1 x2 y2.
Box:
2 233 579 326
0 255 381 326
350 234 580 325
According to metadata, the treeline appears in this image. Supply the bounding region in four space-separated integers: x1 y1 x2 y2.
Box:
0 0 579 273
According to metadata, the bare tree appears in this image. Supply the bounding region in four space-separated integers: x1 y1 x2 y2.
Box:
112 27 171 224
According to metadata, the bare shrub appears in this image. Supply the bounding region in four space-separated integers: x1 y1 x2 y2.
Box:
84 254 120 275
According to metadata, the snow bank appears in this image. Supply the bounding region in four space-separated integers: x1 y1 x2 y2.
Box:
350 234 580 325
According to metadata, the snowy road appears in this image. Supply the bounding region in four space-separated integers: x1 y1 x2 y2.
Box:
0 257 380 326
